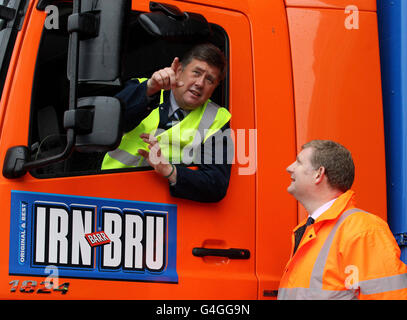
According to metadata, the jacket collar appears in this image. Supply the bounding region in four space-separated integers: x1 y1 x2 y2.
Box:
294 190 355 231
316 189 355 223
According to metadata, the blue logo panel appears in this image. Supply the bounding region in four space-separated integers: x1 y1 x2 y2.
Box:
9 191 178 283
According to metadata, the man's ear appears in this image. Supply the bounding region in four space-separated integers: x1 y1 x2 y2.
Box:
315 166 325 184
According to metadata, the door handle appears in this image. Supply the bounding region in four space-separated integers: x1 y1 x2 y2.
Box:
192 247 250 259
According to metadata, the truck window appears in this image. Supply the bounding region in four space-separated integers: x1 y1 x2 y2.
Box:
29 3 229 178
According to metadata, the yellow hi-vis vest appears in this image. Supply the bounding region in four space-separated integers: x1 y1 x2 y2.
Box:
101 79 231 169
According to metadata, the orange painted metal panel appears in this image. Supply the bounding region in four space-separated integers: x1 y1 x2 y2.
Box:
174 0 250 13
0 0 257 299
285 0 376 11
246 0 298 299
286 7 387 222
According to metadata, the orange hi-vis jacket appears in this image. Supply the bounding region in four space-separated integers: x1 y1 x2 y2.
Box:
278 190 407 300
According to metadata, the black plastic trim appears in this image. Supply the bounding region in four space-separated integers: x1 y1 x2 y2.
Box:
192 248 250 260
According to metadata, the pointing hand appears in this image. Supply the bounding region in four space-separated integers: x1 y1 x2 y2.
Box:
146 57 184 96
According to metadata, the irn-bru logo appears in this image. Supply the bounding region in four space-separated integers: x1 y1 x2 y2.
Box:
9 191 178 283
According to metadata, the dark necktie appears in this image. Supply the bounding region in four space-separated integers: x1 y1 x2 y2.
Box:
293 216 315 254
163 108 185 130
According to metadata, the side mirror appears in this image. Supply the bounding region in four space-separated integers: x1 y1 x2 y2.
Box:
3 147 29 179
3 97 123 179
64 97 123 153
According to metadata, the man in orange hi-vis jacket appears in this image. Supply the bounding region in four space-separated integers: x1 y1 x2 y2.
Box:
278 140 407 300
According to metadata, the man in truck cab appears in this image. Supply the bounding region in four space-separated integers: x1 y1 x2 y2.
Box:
278 139 407 300
102 43 232 202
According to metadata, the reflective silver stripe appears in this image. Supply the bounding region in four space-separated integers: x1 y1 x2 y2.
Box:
277 287 358 300
359 273 407 295
185 101 219 163
189 101 219 148
310 208 364 288
107 149 144 167
198 101 219 138
278 208 363 300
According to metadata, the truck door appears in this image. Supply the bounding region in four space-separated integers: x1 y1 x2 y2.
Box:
0 0 256 299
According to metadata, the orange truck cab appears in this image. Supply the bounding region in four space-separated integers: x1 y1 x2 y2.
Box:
0 0 387 299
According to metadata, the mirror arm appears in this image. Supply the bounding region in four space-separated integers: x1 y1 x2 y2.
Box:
22 0 82 173
69 0 81 111
22 129 75 172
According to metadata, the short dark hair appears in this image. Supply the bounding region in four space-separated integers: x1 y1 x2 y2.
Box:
181 43 226 81
302 140 355 192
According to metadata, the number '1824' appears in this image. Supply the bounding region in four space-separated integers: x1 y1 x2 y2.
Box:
9 279 70 294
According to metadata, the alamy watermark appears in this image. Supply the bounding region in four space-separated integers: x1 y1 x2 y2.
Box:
9 265 70 294
148 127 257 176
345 264 359 290
345 5 359 30
44 5 59 30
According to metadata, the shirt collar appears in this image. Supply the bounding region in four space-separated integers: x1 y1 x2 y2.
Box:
310 198 337 221
169 91 188 118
